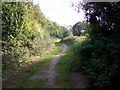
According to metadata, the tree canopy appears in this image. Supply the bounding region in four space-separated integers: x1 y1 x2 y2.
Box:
82 2 120 38
71 1 120 89
72 22 82 36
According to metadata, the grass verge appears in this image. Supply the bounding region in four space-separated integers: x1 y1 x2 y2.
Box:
3 43 63 88
55 45 74 88
17 43 63 88
56 36 86 88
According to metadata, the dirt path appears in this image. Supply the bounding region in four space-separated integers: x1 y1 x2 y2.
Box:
3 44 88 88
31 44 68 88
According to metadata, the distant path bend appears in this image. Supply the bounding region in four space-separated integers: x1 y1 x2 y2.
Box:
31 44 68 88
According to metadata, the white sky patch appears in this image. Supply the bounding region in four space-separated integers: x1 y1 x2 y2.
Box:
33 0 85 26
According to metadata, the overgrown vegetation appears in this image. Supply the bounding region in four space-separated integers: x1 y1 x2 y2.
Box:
72 21 87 36
1 1 69 78
71 2 120 89
2 1 120 89
16 44 63 88
60 36 86 45
60 37 75 45
57 36 86 88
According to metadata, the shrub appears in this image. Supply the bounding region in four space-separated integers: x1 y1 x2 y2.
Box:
2 2 54 76
72 38 120 89
60 37 76 45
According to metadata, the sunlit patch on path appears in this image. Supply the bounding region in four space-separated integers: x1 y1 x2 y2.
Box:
31 44 68 88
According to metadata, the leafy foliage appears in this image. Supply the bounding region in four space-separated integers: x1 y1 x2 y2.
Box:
2 2 68 76
48 23 70 39
71 2 120 89
72 22 82 36
73 38 120 88
72 21 87 36
82 2 120 39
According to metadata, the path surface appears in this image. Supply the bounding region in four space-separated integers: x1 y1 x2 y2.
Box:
31 44 68 88
3 44 88 88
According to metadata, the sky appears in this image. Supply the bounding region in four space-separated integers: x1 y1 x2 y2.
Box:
33 0 85 26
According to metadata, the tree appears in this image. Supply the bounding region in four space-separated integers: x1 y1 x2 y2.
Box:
82 2 120 38
72 21 82 36
72 1 120 89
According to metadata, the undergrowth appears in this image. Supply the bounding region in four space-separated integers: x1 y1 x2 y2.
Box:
71 37 120 89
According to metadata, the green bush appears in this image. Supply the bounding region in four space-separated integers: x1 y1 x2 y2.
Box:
72 38 120 89
60 37 76 45
2 2 54 76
